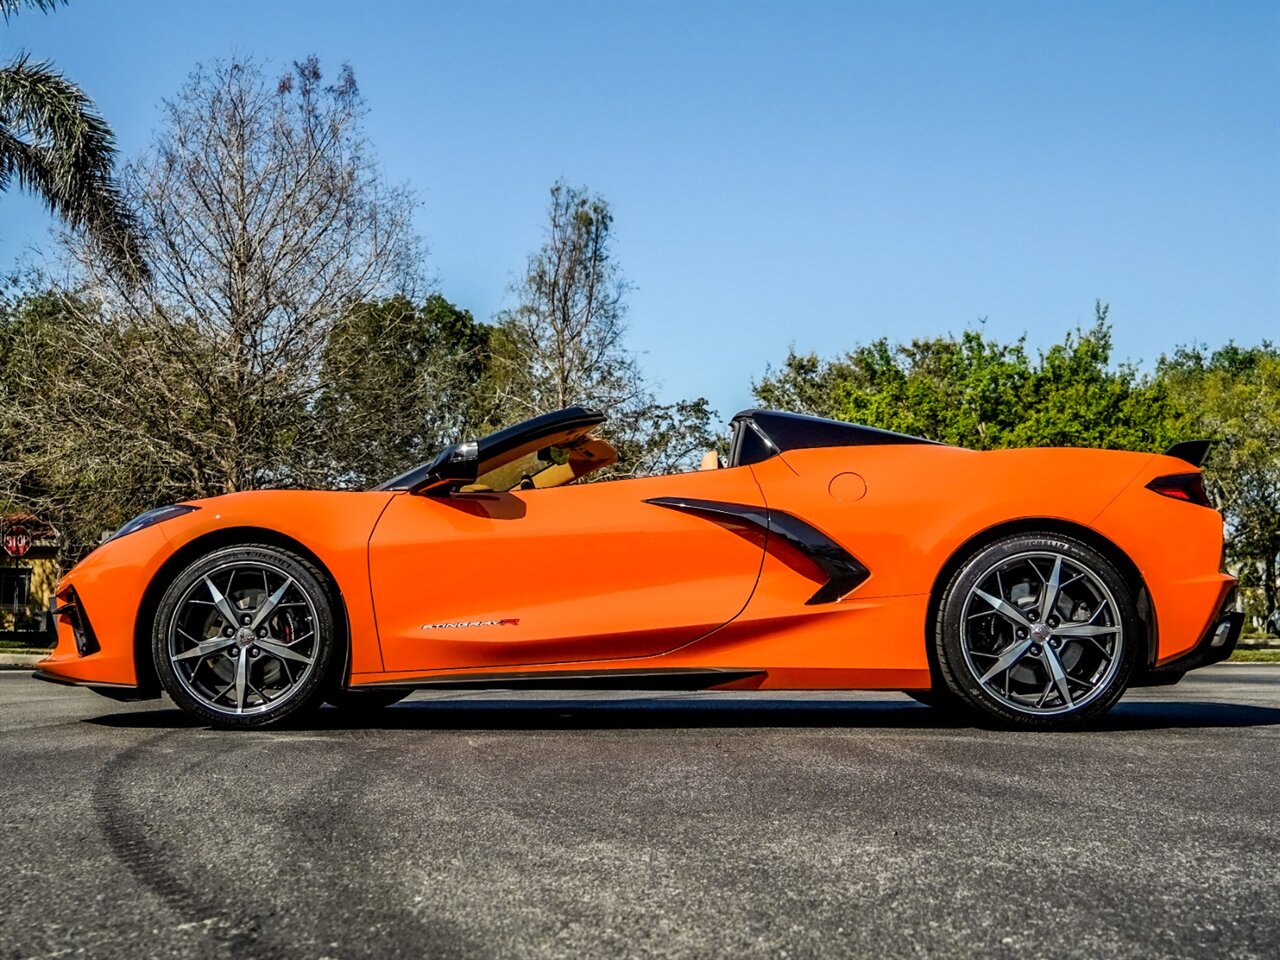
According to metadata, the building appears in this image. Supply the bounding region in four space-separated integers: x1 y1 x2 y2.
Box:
1 514 58 647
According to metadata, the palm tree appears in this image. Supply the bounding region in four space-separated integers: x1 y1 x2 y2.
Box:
1 0 147 282
0 0 60 18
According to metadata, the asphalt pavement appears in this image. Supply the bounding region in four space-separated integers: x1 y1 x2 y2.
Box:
2 666 1278 960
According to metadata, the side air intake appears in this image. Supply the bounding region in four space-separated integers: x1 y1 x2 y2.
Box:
643 497 870 605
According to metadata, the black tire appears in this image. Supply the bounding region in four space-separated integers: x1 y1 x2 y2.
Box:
152 543 340 729
325 688 410 712
934 533 1139 729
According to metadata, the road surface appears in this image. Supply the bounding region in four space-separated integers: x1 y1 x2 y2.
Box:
2 666 1277 959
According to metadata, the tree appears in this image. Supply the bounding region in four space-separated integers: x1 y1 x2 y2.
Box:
61 56 420 489
607 397 721 478
755 330 1034 446
1159 343 1280 623
314 294 497 488
0 1 146 282
494 181 716 475
754 304 1185 452
494 182 638 416
2 283 225 551
8 57 423 552
0 278 55 525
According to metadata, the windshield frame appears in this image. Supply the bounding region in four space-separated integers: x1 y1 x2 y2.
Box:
374 406 607 492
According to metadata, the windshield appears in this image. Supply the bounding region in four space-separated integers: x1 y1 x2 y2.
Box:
462 439 618 493
374 406 606 492
472 448 561 492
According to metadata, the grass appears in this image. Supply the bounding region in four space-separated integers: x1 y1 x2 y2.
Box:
1228 648 1280 663
0 639 52 654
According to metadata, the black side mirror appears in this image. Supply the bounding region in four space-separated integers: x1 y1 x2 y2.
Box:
409 441 479 495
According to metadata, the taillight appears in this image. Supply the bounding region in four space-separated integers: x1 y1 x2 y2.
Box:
1146 473 1213 507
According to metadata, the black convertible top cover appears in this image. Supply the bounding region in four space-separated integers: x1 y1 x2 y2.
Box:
732 409 935 463
1162 439 1212 467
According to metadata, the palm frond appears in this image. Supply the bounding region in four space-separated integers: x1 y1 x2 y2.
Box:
0 54 148 284
0 0 66 23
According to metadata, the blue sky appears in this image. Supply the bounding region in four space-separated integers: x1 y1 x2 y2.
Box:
1 0 1277 423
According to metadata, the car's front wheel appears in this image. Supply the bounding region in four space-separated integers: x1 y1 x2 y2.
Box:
153 544 340 728
934 533 1139 729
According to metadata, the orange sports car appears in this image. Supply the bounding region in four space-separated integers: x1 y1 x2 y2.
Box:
35 407 1241 729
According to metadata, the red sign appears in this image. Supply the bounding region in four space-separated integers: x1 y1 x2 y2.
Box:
3 525 31 558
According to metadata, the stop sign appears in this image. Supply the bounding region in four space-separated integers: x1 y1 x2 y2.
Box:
3 525 31 558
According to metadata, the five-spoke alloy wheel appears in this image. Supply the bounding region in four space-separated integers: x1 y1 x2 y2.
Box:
935 533 1140 728
153 544 339 728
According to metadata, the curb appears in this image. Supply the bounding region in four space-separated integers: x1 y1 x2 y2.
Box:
0 652 49 670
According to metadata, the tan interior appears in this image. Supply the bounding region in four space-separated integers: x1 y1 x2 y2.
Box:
458 436 620 494
699 450 721 471
525 438 619 489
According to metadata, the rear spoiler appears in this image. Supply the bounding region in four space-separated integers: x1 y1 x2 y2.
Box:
1163 439 1212 467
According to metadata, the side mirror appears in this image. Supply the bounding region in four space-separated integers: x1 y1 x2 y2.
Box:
409 441 479 495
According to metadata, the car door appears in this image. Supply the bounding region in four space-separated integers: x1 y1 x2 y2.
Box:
368 465 767 674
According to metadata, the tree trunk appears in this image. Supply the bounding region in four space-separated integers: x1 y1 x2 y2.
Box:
1264 546 1278 620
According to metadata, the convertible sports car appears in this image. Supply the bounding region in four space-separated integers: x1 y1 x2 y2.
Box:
35 407 1241 729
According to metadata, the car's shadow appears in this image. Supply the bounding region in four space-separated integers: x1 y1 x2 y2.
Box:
86 696 1280 732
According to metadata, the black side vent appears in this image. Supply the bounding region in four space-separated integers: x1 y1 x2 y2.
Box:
644 497 870 605
53 587 100 657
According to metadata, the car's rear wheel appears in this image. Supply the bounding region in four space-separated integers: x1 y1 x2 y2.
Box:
935 533 1139 729
153 544 339 728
